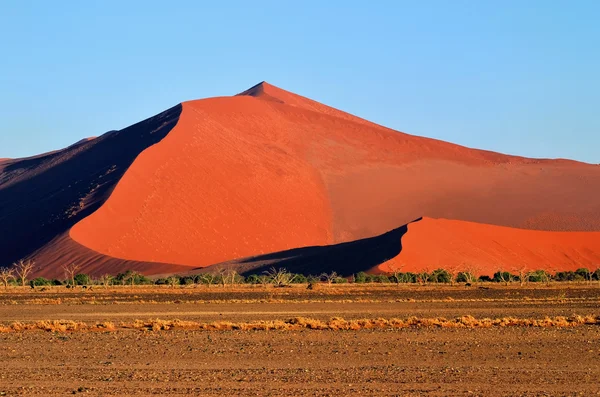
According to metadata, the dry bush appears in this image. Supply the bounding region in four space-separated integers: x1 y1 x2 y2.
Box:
1 315 598 334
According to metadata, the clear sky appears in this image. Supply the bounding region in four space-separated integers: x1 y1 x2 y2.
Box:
1 0 598 163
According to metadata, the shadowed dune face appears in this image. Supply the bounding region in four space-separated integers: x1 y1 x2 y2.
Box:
0 105 182 275
191 220 415 278
2 82 600 277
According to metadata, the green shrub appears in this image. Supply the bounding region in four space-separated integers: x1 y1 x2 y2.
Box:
555 271 583 282
354 272 370 283
291 274 308 283
430 269 451 283
74 273 91 285
180 276 195 285
372 274 391 283
493 271 514 284
528 270 550 283
245 274 261 284
456 272 476 283
31 277 52 286
575 268 592 281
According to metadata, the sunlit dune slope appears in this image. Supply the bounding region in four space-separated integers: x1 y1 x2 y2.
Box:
380 217 600 276
69 82 600 270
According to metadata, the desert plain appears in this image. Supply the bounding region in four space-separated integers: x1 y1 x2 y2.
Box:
1 283 599 396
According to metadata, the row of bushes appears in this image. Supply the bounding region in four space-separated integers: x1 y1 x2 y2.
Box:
8 267 600 288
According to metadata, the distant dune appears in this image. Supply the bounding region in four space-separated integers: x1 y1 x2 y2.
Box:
1 82 599 277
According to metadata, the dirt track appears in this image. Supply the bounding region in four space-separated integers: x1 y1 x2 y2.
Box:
1 285 599 396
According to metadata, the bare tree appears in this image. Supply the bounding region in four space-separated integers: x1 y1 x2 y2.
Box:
0 267 15 289
98 274 113 289
446 265 460 286
265 267 297 287
387 263 405 285
320 271 339 286
418 268 431 285
62 263 81 286
13 259 35 287
460 270 478 285
463 265 480 285
513 266 531 287
496 269 513 286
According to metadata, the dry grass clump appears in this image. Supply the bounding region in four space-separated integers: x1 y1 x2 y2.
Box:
0 315 598 333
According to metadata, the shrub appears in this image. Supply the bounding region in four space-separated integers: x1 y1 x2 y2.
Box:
398 272 417 283
575 268 592 282
354 272 371 283
74 273 91 286
372 274 391 283
51 279 63 286
593 269 600 281
478 275 493 282
456 272 476 283
306 275 321 284
154 278 167 285
31 277 52 286
245 274 261 284
180 276 195 285
493 271 514 284
291 274 308 284
528 270 551 283
555 271 583 282
430 269 451 283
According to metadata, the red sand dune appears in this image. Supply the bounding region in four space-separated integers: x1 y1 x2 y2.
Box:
1 82 599 277
380 217 600 276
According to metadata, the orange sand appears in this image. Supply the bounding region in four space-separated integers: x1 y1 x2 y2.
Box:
381 217 600 276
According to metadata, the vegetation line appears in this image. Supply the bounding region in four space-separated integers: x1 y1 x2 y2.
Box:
1 315 598 333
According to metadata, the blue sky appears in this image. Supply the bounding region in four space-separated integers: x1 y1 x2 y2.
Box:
1 0 598 163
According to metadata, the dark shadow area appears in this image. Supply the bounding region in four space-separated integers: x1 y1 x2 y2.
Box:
0 104 182 266
200 218 422 277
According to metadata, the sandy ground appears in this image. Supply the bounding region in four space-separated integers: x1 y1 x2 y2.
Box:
0 285 599 396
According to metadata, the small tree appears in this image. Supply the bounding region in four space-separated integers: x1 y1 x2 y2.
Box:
513 266 532 287
198 273 216 287
457 271 478 284
354 272 371 283
98 274 114 289
445 265 459 286
387 264 405 285
166 276 180 288
0 267 15 289
320 271 339 286
265 267 297 287
430 269 451 284
14 259 35 287
62 263 81 286
575 268 592 284
493 270 513 286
